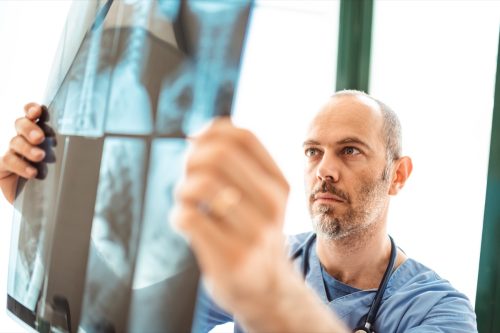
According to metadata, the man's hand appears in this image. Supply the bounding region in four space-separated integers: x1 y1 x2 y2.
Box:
173 117 290 310
173 118 348 333
0 103 47 203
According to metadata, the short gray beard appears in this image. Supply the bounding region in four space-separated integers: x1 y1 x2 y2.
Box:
312 205 352 241
310 169 390 242
311 205 376 242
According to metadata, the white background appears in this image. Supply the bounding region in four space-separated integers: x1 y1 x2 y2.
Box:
0 2 72 331
0 0 499 332
370 0 500 303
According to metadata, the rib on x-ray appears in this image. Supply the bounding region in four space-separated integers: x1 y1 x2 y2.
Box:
6 1 253 332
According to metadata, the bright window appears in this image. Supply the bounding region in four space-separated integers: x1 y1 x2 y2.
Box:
233 0 340 235
370 0 500 303
0 2 72 331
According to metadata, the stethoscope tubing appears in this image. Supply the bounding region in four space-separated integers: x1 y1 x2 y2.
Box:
290 233 397 333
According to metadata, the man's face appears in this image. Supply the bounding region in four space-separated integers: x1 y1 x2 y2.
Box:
304 95 392 240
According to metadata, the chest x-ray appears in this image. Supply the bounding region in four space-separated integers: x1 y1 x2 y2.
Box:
7 1 252 332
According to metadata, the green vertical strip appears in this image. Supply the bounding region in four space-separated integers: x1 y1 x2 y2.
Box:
476 30 500 333
336 0 373 92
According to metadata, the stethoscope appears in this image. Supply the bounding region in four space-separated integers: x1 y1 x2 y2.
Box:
291 233 397 333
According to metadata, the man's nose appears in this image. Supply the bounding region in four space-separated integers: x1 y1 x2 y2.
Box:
316 153 340 183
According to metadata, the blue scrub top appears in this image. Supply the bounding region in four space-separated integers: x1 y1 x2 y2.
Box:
192 232 478 333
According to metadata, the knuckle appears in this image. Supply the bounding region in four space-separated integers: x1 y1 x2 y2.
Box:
9 136 18 147
14 117 24 129
238 128 256 144
186 144 225 172
0 154 7 167
176 179 202 200
172 207 195 232
10 136 33 158
24 102 39 111
282 179 291 194
209 145 226 162
196 174 216 194
181 174 214 200
175 183 191 202
185 153 199 172
190 173 209 191
2 152 15 167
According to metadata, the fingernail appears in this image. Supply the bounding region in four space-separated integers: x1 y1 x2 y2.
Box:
28 107 37 118
29 130 43 142
25 167 37 178
31 148 45 159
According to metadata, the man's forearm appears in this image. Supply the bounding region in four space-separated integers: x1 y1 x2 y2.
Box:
234 267 349 333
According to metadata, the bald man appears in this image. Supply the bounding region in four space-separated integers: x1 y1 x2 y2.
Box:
1 91 477 332
175 90 477 332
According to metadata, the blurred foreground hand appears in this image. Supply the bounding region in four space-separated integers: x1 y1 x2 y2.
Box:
172 118 347 333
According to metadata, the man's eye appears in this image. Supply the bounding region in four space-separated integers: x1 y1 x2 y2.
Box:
342 147 361 155
305 148 319 157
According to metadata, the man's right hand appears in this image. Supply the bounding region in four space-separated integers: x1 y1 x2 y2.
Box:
0 103 47 204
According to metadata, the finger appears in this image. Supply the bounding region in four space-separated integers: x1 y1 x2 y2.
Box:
172 203 243 272
9 136 46 162
196 118 282 176
176 172 218 206
24 103 43 121
194 118 287 188
0 151 38 179
186 141 287 219
15 117 45 145
177 174 270 242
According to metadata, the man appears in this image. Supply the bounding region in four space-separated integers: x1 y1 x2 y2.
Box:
1 91 477 332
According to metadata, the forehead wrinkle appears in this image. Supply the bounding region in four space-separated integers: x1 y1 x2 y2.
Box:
306 95 386 153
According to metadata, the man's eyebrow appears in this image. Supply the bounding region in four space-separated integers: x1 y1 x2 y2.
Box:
303 137 373 151
302 140 321 147
337 137 372 151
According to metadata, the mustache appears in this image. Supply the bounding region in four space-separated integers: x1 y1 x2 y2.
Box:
310 181 350 203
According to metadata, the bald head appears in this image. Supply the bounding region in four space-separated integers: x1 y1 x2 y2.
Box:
329 90 402 163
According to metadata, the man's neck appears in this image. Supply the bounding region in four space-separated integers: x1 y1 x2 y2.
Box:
315 225 397 290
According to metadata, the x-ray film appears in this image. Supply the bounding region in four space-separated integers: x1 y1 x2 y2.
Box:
127 139 198 332
78 138 147 333
7 0 253 332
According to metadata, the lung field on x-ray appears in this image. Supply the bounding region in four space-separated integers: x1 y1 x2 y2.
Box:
79 138 146 333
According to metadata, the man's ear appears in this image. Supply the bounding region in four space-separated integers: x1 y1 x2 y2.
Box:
389 156 413 195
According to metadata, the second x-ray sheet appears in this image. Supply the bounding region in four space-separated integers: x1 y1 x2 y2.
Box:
7 0 253 332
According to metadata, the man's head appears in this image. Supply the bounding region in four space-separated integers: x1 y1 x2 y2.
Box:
304 90 412 241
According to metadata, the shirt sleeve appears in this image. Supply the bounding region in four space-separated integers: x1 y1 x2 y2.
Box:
191 282 234 333
404 291 478 333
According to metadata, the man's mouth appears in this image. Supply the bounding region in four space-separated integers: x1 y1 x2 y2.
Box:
313 192 346 203
310 180 350 205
